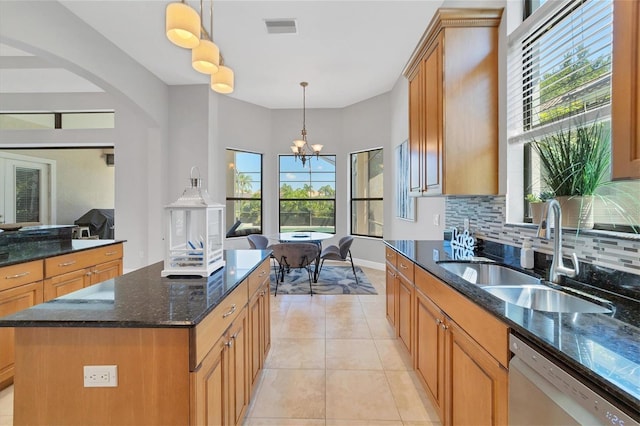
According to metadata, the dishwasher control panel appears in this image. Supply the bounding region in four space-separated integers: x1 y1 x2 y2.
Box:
510 335 638 426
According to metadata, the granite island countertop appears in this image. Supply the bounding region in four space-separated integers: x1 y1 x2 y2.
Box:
0 249 272 328
0 237 124 268
384 239 640 421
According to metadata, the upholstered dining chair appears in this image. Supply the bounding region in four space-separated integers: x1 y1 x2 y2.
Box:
247 234 269 249
317 236 358 285
269 243 320 296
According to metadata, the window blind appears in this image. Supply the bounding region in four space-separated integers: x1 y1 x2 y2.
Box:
507 0 613 145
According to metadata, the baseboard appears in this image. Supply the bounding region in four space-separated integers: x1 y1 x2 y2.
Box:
353 258 385 271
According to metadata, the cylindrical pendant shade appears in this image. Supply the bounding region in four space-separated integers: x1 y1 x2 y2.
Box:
192 40 220 74
211 66 234 94
166 2 201 48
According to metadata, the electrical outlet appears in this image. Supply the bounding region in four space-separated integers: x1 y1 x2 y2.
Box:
84 365 118 387
463 218 470 230
433 214 440 226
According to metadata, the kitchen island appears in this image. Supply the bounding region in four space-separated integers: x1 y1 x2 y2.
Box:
0 249 272 426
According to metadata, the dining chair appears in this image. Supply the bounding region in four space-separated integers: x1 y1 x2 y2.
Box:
247 234 269 249
269 242 320 296
317 236 358 285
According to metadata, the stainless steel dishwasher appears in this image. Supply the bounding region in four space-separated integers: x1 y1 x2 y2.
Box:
509 334 638 426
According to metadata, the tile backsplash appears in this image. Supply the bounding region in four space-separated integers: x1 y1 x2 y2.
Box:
445 195 640 275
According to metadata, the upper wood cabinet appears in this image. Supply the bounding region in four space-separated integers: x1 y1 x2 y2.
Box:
612 0 640 179
404 8 502 196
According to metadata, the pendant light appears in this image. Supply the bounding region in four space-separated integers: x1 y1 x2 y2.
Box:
166 1 201 49
191 0 220 74
211 56 234 94
290 82 322 166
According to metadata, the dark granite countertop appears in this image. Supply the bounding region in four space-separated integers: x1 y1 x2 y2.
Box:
0 237 123 268
0 249 271 328
384 239 640 421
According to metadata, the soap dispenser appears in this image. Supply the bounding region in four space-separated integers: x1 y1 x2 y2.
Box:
520 239 534 269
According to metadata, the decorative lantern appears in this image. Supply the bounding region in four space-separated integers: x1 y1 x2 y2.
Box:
162 167 225 277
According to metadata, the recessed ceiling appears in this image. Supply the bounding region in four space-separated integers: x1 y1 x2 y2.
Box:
2 1 447 109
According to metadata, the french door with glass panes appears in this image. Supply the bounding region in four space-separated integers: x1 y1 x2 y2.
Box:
0 155 53 225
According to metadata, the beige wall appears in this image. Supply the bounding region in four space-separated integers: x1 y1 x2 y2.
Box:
1 149 114 226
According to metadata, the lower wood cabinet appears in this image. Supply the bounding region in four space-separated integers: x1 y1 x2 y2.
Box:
249 276 271 393
447 319 508 426
386 248 509 426
415 289 446 419
192 305 249 426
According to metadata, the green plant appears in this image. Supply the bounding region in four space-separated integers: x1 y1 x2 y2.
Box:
531 119 610 196
525 193 540 203
525 191 555 203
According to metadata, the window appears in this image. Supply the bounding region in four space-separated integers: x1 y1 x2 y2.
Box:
225 149 262 237
509 0 639 231
0 112 114 129
279 155 335 233
350 149 383 238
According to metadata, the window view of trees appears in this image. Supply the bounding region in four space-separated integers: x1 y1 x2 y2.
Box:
351 149 383 238
279 155 336 233
225 150 262 237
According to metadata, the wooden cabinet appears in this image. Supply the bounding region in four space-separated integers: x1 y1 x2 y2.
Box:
191 333 227 426
385 246 509 426
446 320 508 426
612 0 640 179
404 9 501 196
44 244 123 300
385 249 414 353
415 289 446 419
414 266 509 426
0 260 43 388
248 258 271 394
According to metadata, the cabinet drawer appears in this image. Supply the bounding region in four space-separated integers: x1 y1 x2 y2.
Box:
248 259 270 298
385 247 398 268
0 260 43 292
397 254 415 282
415 266 509 367
191 279 248 370
45 244 123 277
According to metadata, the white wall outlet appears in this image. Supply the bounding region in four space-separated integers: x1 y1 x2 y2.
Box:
83 365 118 387
433 214 440 226
463 218 470 230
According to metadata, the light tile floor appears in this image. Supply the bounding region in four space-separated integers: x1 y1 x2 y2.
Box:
0 266 441 426
244 265 442 426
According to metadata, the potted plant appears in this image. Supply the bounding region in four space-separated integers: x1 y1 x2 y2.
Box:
525 191 554 224
530 119 610 229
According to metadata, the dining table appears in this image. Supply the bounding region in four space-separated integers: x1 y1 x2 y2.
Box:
268 231 334 282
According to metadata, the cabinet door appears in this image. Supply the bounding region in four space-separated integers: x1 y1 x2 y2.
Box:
228 308 248 426
248 291 262 392
446 320 508 426
415 290 445 418
261 283 271 361
397 275 413 354
385 266 397 327
44 268 90 301
424 38 443 193
191 336 228 426
409 64 425 194
0 281 43 386
90 259 122 284
612 0 640 179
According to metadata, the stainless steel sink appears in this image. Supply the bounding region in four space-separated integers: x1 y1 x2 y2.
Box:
438 262 541 286
482 284 612 314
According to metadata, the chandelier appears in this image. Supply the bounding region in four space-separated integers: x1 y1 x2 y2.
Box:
291 82 322 166
165 0 234 94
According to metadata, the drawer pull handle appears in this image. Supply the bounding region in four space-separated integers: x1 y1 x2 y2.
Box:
435 318 442 325
225 339 233 348
105 251 118 256
400 263 408 269
222 304 237 318
259 271 267 277
440 323 448 330
86 272 93 276
5 271 30 279
58 260 77 267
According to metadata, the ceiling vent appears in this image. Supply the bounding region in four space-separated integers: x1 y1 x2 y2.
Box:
265 19 297 35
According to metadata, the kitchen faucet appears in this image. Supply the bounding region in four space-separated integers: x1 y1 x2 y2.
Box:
537 199 579 283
